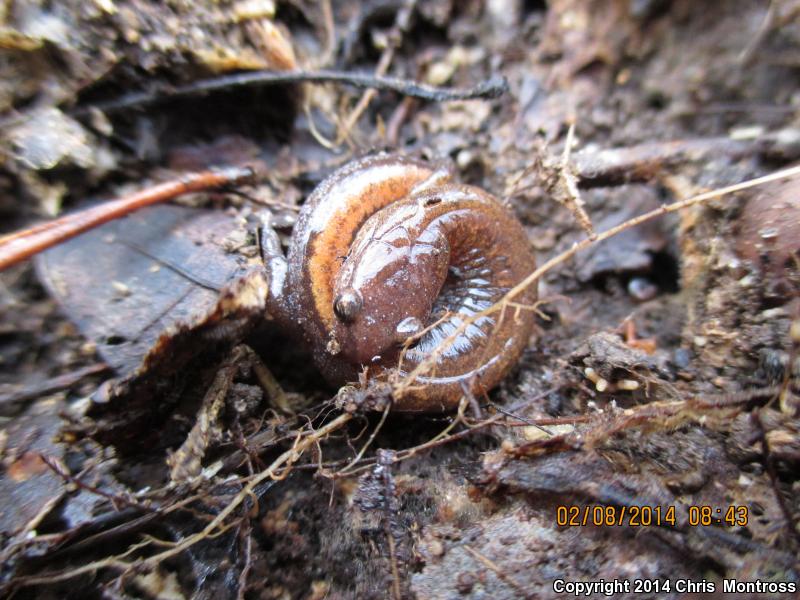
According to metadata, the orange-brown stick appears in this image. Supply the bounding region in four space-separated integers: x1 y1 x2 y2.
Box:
0 166 254 272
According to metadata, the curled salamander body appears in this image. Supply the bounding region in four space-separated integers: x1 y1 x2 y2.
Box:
262 153 537 411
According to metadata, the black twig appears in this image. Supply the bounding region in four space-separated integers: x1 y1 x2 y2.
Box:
72 70 508 117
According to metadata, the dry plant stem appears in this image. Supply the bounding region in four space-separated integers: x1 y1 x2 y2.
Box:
50 485 235 558
40 454 151 512
243 345 296 414
335 401 392 476
463 545 529 597
385 96 416 146
349 387 569 474
228 188 300 212
560 123 594 235
236 521 253 600
394 165 800 398
300 405 586 478
44 485 235 562
738 0 776 64
303 100 338 149
489 401 553 435
318 0 336 68
12 413 353 589
0 167 254 272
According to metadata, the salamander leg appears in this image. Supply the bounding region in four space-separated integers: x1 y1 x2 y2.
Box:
259 226 291 325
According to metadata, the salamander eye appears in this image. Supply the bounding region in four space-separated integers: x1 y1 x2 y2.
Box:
333 288 363 322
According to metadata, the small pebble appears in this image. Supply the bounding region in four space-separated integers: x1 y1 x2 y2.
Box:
673 347 691 369
627 277 658 301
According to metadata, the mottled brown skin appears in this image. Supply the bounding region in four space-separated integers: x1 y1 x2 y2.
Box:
262 153 538 411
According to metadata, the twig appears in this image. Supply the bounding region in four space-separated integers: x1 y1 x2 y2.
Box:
385 96 416 146
318 0 336 68
39 454 151 512
336 401 392 476
488 401 552 436
559 123 594 235
738 0 776 64
337 0 418 146
504 139 592 234
11 412 353 589
351 387 567 474
0 166 254 271
463 544 529 598
288 397 586 479
236 520 253 600
246 346 297 415
70 70 508 117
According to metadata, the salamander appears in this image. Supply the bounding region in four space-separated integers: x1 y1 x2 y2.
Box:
261 153 537 411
